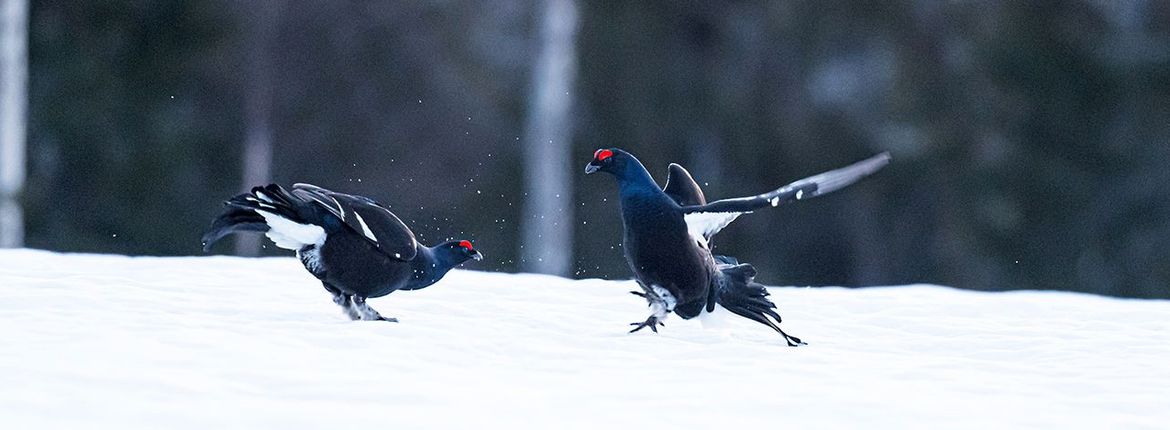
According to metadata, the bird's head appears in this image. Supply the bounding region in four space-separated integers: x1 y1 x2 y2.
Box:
584 148 631 177
436 239 483 265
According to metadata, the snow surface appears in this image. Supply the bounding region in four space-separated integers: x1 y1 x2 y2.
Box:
1 249 1167 429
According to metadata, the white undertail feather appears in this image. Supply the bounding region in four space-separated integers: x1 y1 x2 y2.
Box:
255 210 326 250
684 211 743 247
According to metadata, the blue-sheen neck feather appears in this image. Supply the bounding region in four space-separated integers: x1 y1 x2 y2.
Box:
615 154 661 195
404 245 458 290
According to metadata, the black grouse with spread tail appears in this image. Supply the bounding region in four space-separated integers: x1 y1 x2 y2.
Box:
202 183 482 321
586 148 890 346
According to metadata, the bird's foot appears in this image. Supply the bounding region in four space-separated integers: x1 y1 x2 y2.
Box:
629 316 665 334
356 307 398 322
352 296 398 322
357 310 398 322
783 334 806 347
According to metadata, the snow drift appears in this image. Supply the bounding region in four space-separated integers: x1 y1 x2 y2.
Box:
1 250 1166 429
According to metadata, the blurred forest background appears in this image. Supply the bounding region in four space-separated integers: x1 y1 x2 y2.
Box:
2 0 1169 298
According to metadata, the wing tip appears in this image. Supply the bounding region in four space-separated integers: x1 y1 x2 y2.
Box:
856 151 893 178
867 152 893 168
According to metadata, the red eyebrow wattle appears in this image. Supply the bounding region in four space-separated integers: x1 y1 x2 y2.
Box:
458 240 473 250
595 149 613 161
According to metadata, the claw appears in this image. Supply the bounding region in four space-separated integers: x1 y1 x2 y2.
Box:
629 316 662 333
630 291 647 298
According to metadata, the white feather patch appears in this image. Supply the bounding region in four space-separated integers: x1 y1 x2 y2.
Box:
353 212 378 243
329 196 345 218
256 210 326 250
683 211 743 246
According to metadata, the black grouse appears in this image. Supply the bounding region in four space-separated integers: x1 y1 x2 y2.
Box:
585 148 890 346
202 183 482 321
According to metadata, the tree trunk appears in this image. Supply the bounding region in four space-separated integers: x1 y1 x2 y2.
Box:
235 0 279 256
520 0 579 276
0 0 28 248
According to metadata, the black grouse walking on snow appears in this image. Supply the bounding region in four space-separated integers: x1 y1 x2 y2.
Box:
202 183 482 322
586 148 890 346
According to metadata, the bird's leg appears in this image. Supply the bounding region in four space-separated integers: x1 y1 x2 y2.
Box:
323 282 360 320
351 296 398 322
629 283 673 333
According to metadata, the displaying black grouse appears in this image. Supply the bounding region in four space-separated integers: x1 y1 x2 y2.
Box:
586 148 890 346
202 183 482 321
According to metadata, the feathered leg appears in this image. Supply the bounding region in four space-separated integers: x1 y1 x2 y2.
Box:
322 282 360 321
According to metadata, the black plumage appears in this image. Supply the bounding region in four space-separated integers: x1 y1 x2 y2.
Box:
202 183 482 321
586 148 890 345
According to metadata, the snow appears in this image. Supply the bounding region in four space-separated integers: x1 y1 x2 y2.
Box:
1 249 1167 429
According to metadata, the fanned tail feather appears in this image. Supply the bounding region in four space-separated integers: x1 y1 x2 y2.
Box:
202 207 268 250
202 184 325 251
713 260 806 346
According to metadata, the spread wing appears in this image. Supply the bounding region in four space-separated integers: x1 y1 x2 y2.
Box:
682 152 891 242
683 211 743 248
663 163 732 248
291 183 419 261
662 163 707 206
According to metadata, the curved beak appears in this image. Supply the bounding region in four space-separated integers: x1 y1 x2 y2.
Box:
471 250 484 261
584 162 600 175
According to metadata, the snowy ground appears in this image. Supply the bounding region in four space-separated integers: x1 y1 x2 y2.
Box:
1 250 1167 429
